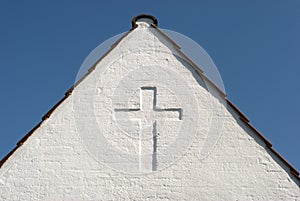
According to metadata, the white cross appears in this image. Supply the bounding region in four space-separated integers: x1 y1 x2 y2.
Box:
114 86 182 171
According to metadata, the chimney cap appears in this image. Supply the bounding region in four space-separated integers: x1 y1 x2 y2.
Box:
131 14 158 28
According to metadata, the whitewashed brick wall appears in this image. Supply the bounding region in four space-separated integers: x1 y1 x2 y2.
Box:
0 18 299 201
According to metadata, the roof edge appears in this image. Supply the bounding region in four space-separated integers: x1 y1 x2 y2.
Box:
151 24 227 98
0 25 137 169
226 98 299 180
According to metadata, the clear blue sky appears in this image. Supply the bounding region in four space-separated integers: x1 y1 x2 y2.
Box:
0 1 299 171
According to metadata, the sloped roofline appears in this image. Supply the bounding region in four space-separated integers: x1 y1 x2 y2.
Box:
1 15 299 182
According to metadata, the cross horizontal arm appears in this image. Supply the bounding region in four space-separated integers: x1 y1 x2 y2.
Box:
155 108 183 120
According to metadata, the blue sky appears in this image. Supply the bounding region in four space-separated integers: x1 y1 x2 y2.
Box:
0 1 299 171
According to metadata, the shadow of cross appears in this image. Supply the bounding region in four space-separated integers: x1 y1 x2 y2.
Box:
114 86 183 171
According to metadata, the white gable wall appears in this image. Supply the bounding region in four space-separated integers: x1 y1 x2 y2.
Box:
0 19 299 200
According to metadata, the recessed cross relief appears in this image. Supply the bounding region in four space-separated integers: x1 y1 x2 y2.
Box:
114 86 183 171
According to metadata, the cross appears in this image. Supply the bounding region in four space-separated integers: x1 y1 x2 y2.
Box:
114 86 182 171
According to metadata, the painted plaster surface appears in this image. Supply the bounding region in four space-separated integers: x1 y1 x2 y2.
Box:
0 19 299 200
